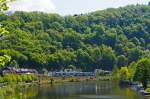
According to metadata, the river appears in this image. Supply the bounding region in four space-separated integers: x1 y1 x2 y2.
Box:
0 81 149 99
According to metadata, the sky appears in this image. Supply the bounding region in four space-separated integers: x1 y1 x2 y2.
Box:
9 0 149 15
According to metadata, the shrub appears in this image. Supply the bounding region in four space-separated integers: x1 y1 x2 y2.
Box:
30 75 37 81
3 75 13 82
11 75 17 82
145 88 150 92
0 74 38 83
16 75 22 82
21 74 28 82
0 76 4 83
26 75 32 82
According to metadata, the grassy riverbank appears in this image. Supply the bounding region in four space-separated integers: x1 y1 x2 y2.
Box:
0 74 113 89
0 75 113 98
38 76 97 84
38 75 113 84
0 74 37 85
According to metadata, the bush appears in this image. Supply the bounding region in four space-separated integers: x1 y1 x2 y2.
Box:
11 75 17 82
21 74 37 82
16 75 22 82
145 88 150 92
3 75 13 82
119 67 130 81
0 76 4 83
30 75 38 81
21 74 28 82
26 75 33 82
0 74 38 83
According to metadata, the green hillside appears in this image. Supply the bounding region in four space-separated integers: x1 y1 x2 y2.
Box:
0 5 150 71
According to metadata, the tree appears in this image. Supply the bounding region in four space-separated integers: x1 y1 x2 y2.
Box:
100 45 116 70
128 62 137 80
0 0 15 39
120 66 130 81
9 60 19 68
128 48 142 63
0 0 10 12
76 49 91 71
0 25 9 40
0 55 11 68
94 25 105 45
112 65 120 80
0 0 8 40
133 58 150 89
117 55 127 68
0 0 14 69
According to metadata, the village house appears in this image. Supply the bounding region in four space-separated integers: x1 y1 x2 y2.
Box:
1 67 38 75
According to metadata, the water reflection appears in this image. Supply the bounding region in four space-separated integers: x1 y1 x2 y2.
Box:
78 95 120 99
0 81 145 99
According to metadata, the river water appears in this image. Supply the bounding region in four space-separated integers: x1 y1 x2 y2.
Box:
1 81 149 99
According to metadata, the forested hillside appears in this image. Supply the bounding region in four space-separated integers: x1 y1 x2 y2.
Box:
0 5 150 71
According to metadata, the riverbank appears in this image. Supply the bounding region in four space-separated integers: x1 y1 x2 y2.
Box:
0 76 110 89
119 80 150 96
38 76 97 84
0 74 112 89
37 75 112 84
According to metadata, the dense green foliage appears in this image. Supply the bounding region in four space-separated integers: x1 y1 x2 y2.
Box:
0 0 14 37
0 0 14 70
0 5 150 71
114 58 150 89
0 55 11 68
0 74 37 83
133 58 150 89
0 0 13 12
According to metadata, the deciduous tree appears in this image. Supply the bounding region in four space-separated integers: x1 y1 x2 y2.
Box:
133 58 150 89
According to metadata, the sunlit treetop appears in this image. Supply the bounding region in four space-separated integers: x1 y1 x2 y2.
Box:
0 0 14 39
0 55 11 68
0 0 13 68
0 0 15 12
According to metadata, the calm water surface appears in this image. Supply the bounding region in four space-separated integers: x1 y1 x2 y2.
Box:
1 81 150 99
